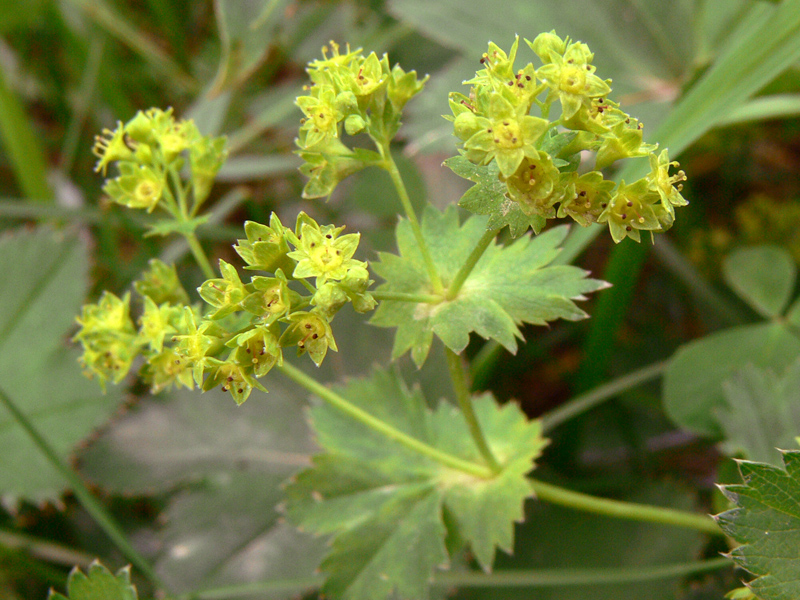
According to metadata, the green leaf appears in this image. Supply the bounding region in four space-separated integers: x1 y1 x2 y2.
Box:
663 323 800 437
717 451 800 600
48 561 137 600
444 156 544 238
722 246 796 318
371 205 607 367
470 482 707 600
78 384 324 594
0 228 122 502
285 368 548 599
144 214 210 237
210 0 290 92
717 361 800 465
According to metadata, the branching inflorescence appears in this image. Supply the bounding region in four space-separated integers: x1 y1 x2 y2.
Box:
446 32 687 242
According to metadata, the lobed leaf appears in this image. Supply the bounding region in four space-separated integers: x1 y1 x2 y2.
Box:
717 451 800 600
722 246 796 319
717 360 800 465
0 228 122 502
285 368 548 599
444 156 544 238
663 323 800 437
78 383 324 594
49 561 137 600
371 205 606 367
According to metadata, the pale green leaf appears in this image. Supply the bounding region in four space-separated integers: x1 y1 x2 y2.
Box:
663 323 800 437
48 561 137 600
722 246 796 318
371 205 606 367
211 0 289 92
0 228 122 502
718 361 800 465
444 156 543 238
717 451 800 600
285 368 547 598
78 383 323 594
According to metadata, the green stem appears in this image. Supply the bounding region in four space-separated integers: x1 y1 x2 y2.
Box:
529 478 721 536
378 142 444 294
541 361 668 432
372 290 442 304
179 556 731 598
432 556 731 588
0 386 169 593
446 227 501 301
179 577 323 600
185 231 215 279
276 362 493 478
66 0 197 93
445 348 501 472
0 529 94 569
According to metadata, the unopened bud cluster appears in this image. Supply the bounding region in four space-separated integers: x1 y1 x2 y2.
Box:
92 107 227 219
295 41 428 198
74 213 375 404
447 32 687 242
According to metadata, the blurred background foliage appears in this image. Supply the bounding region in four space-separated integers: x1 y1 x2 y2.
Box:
1 0 800 598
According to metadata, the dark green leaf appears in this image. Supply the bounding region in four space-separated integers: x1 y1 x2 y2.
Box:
48 561 137 600
371 205 606 367
0 228 122 502
78 383 323 594
718 361 800 465
285 368 548 598
663 323 800 437
468 483 708 600
722 246 796 318
717 451 800 600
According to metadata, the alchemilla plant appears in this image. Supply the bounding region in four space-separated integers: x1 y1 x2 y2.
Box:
63 31 712 600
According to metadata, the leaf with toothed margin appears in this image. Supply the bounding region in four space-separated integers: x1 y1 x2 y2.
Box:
370 204 607 367
0 228 123 503
444 155 546 238
78 384 324 595
284 367 548 599
716 451 800 600
48 561 137 600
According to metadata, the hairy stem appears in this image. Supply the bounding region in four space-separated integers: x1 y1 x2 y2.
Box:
433 556 731 587
185 231 216 279
446 226 501 301
541 360 668 432
178 556 731 598
276 362 493 478
445 348 501 472
0 386 169 593
378 142 444 294
530 478 721 535
372 290 442 303
0 529 94 569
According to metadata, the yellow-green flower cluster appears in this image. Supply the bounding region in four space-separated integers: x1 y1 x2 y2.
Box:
295 42 428 198
73 261 196 393
447 32 687 242
75 215 375 404
93 108 227 218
